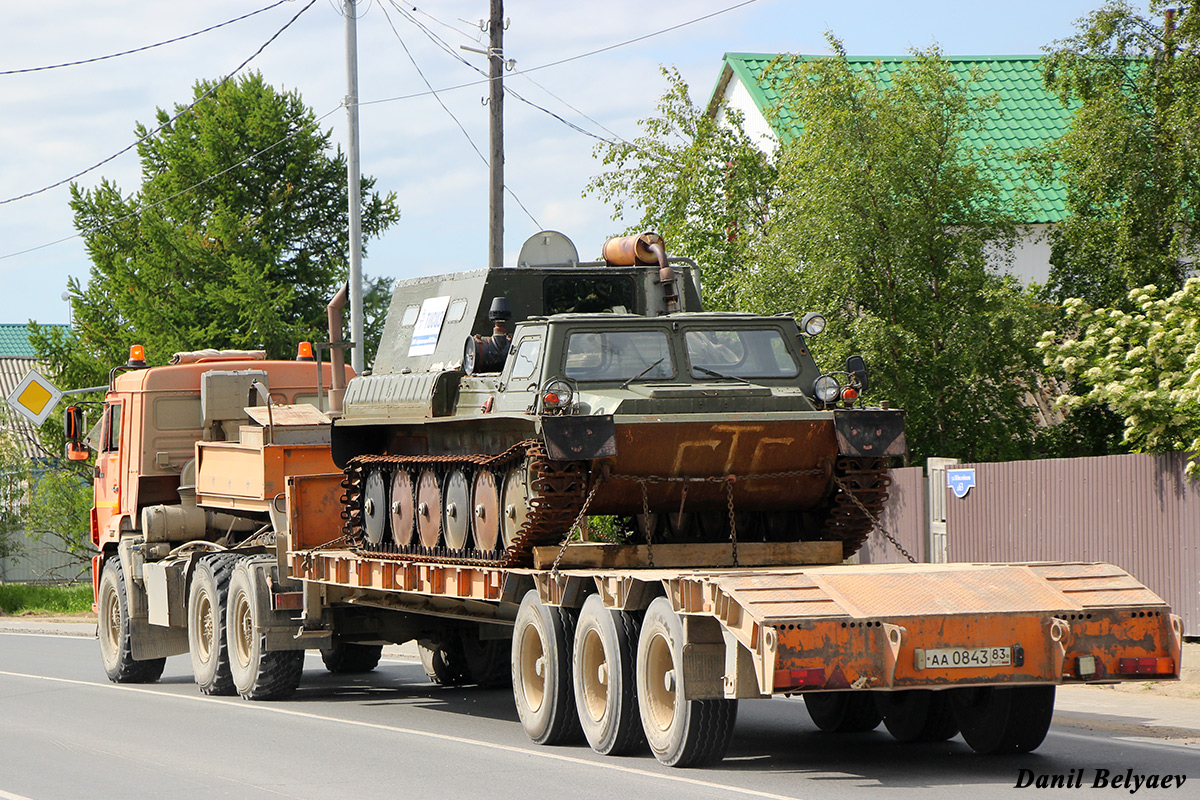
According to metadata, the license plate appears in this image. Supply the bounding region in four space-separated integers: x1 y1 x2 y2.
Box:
918 646 1012 670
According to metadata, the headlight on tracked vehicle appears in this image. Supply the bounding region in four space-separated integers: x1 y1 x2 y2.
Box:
801 312 827 338
814 374 841 404
541 378 574 413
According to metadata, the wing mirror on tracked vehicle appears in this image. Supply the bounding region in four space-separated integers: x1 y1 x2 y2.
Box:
64 405 90 461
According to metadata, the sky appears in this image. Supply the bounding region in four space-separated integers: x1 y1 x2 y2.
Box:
0 0 1137 328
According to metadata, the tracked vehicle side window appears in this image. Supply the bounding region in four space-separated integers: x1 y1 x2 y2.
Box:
544 276 636 315
509 338 543 381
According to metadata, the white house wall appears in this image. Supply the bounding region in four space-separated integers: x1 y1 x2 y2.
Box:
720 72 778 152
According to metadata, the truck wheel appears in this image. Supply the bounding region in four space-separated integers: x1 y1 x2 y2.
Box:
573 594 645 755
876 690 959 742
226 562 303 700
803 691 882 733
320 639 384 674
511 590 581 745
950 685 1055 754
636 597 737 767
462 626 511 688
419 635 470 686
97 557 166 684
187 554 239 695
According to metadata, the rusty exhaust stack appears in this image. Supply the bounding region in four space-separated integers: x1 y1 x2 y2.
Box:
602 232 677 314
326 282 349 414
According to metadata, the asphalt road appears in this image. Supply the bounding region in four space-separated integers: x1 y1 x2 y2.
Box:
1 632 1196 800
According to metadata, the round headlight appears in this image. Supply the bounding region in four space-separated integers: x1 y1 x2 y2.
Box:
801 312 827 337
814 374 841 403
541 378 573 412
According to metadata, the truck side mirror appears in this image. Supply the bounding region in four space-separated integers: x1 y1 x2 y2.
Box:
846 355 870 395
64 405 90 461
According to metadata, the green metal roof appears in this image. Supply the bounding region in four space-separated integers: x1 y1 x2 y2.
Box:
714 53 1074 223
0 324 68 358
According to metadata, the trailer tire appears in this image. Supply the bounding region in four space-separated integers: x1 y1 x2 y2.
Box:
803 691 882 733
419 636 470 686
512 590 582 745
876 690 959 742
187 554 239 695
573 594 645 755
226 562 303 700
320 639 384 674
637 597 737 767
950 685 1055 755
463 626 511 688
97 557 166 684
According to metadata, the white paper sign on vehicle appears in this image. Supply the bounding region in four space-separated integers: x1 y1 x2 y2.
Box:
407 295 452 356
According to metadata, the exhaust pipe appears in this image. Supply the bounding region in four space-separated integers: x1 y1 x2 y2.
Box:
327 283 349 414
602 232 677 314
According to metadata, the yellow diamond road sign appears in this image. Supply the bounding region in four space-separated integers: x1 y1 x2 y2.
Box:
6 369 64 427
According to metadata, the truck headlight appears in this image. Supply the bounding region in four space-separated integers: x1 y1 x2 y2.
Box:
801 312 827 337
541 378 574 413
814 375 840 403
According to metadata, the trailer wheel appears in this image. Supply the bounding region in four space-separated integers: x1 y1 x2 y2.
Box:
573 594 645 755
97 557 166 684
636 597 737 767
950 685 1055 754
803 691 882 733
462 626 511 688
226 562 303 700
419 635 469 686
187 554 239 695
511 590 581 745
876 690 959 742
320 639 384 674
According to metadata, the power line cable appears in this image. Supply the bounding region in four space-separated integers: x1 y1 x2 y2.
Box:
0 0 318 207
0 0 295 76
0 105 342 262
378 1 541 229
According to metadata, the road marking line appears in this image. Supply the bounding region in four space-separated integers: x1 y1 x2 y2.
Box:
0 789 36 800
0 670 801 800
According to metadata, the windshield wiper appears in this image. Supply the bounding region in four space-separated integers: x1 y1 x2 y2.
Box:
693 366 751 385
620 357 666 389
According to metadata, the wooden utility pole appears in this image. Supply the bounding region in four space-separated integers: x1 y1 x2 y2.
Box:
488 0 504 270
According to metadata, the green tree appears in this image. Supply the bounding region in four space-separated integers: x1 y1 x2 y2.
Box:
48 71 399 385
586 67 777 310
741 40 1044 464
1039 279 1200 476
1036 1 1200 307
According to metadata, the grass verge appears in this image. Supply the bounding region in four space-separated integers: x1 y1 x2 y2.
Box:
0 583 93 615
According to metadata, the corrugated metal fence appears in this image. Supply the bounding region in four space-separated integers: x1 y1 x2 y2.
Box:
867 453 1198 635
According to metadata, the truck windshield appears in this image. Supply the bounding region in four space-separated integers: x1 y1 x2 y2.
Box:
564 330 674 382
684 328 799 379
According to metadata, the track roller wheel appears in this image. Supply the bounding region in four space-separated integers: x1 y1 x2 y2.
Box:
637 597 737 767
573 594 645 755
390 470 416 547
416 468 442 549
227 560 303 700
875 690 959 742
950 685 1055 754
471 470 501 552
442 469 472 551
97 557 165 684
500 465 530 549
362 468 389 546
512 590 581 745
803 691 882 733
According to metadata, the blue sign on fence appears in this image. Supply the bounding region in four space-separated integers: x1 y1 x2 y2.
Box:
946 468 977 499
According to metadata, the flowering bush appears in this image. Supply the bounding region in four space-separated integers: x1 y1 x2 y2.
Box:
1038 279 1200 477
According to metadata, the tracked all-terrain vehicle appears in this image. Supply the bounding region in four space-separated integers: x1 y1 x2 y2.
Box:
77 232 1183 769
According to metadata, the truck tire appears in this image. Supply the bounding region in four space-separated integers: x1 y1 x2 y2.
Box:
187 554 240 695
97 557 166 684
419 635 470 686
320 639 384 674
636 597 737 767
511 590 582 745
950 685 1055 754
462 626 511 688
803 691 882 733
226 561 303 700
573 594 645 755
876 690 959 742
